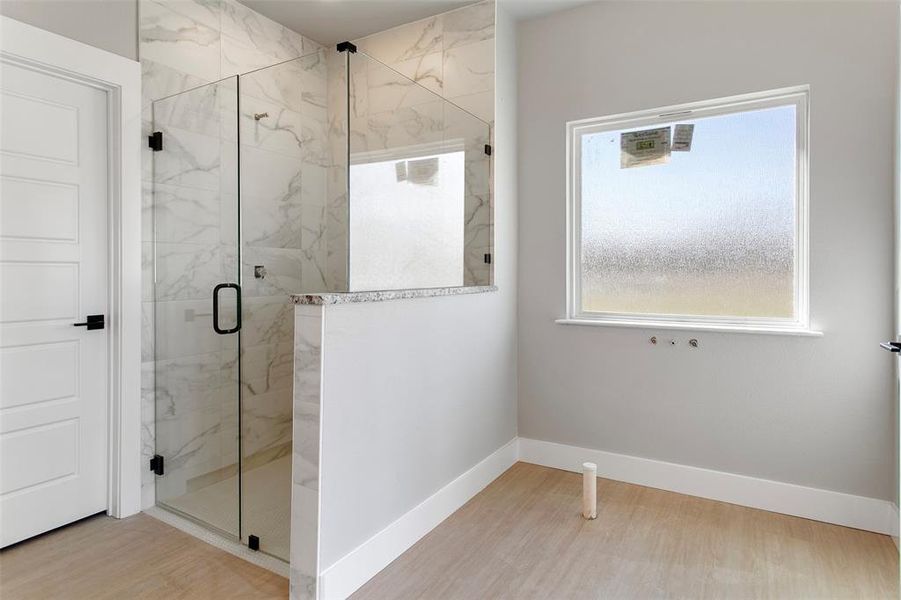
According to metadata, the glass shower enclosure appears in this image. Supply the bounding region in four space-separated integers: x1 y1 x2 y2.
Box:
150 47 491 562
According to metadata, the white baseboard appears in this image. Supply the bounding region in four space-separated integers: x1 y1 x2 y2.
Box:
319 438 519 600
318 437 895 598
518 437 899 537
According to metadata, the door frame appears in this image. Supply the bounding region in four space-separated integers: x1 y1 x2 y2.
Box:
0 16 143 519
894 0 901 551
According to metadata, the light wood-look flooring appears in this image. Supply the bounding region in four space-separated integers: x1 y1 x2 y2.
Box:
354 462 899 599
0 512 287 599
1 464 897 599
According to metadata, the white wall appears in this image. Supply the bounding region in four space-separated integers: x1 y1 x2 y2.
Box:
517 1 898 501
0 0 137 60
318 2 518 569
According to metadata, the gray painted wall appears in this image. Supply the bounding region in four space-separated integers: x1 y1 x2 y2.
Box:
517 1 898 501
0 0 137 60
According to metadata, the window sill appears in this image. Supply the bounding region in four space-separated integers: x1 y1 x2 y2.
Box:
555 318 823 337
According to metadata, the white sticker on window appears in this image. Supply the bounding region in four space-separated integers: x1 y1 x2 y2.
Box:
620 127 671 168
672 124 694 152
407 157 440 186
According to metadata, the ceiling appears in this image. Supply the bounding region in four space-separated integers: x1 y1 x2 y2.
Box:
239 0 594 45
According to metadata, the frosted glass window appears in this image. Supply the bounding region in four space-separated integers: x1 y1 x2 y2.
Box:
350 151 465 290
568 89 809 329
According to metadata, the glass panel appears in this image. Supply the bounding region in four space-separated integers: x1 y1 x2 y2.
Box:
152 76 240 538
446 96 492 287
579 104 797 319
236 50 330 561
348 52 491 291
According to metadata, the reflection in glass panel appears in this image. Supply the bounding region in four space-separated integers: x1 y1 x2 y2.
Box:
350 150 465 289
348 52 491 291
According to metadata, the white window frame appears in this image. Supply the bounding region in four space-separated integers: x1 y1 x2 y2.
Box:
562 86 818 336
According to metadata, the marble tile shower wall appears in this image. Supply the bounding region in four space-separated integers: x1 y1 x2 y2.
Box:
139 0 326 507
352 0 495 286
139 0 497 508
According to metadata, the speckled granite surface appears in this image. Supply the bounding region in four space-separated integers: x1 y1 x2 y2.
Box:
290 286 497 305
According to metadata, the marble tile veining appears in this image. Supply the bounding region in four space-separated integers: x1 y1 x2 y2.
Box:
150 182 221 244
443 38 495 99
140 0 221 82
151 124 222 192
442 1 495 49
154 0 222 30
154 352 224 422
389 51 444 96
220 0 316 63
356 15 442 63
142 59 206 109
152 242 221 302
241 296 295 347
291 309 323 599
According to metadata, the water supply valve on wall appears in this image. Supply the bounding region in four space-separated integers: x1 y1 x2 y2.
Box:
254 265 267 279
649 336 699 348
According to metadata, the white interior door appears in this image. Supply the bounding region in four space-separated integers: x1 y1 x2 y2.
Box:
0 59 110 547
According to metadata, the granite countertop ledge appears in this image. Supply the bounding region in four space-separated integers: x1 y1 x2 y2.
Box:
291 286 497 305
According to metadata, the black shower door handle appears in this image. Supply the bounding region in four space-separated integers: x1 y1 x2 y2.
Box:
213 283 241 335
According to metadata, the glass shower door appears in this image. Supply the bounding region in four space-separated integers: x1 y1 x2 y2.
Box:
151 76 242 539
235 51 330 561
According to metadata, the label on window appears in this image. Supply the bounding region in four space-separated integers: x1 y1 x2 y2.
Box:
672 124 694 152
621 127 671 168
407 157 439 186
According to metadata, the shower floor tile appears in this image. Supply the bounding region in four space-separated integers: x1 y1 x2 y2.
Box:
163 454 291 560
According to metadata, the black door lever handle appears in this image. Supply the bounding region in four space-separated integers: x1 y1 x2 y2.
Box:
74 314 105 330
880 341 901 352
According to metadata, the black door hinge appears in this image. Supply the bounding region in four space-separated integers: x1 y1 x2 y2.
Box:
484 253 492 265
150 454 164 476
484 144 492 156
148 131 163 151
248 535 260 551
336 41 357 53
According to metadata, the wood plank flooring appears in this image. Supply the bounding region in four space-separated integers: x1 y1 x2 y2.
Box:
0 512 287 599
353 462 899 599
1 464 897 599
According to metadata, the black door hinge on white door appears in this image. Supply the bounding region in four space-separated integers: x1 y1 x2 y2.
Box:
150 454 164 476
148 131 163 151
484 144 492 156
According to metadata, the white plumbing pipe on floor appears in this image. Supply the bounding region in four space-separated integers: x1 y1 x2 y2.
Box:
582 462 597 519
